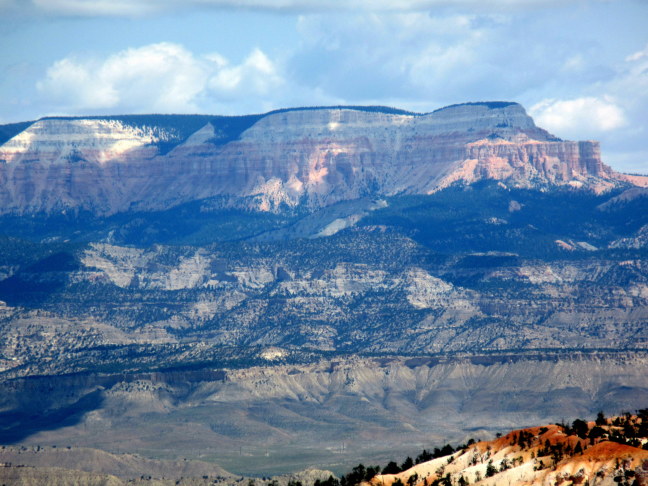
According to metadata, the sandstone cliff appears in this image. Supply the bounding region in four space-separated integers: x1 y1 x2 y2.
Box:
0 103 637 215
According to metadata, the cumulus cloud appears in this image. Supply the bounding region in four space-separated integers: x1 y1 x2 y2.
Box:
600 43 648 172
9 1 645 173
530 97 627 137
37 42 285 114
525 44 648 172
208 49 283 100
288 8 647 172
290 13 480 103
37 43 207 112
616 44 648 104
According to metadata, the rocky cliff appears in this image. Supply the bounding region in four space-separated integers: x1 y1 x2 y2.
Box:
0 102 638 215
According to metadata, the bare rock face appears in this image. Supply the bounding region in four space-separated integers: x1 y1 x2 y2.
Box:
0 119 162 166
439 138 613 191
0 102 637 215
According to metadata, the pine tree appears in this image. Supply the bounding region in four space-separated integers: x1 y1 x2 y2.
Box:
596 411 607 426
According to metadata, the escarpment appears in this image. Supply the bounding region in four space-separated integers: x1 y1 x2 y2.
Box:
0 102 638 216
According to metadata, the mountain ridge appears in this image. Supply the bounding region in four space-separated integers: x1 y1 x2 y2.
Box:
0 103 438 147
0 101 524 137
1 101 644 216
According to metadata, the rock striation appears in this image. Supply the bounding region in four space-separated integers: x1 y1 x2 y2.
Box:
374 414 648 486
0 102 640 215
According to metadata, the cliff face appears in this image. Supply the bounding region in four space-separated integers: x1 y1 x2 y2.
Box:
440 139 610 191
0 102 631 215
0 119 162 166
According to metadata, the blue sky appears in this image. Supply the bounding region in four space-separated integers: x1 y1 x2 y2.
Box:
0 0 647 173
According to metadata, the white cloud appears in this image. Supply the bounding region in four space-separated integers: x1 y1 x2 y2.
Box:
290 13 480 103
625 44 648 62
517 37 648 174
616 44 648 106
208 49 282 99
530 97 626 138
7 1 645 173
37 57 118 109
24 0 610 16
37 43 285 114
524 39 648 172
31 0 162 16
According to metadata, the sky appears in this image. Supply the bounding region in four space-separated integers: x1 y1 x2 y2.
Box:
0 0 647 173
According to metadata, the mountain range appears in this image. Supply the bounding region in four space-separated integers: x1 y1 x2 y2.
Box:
0 101 646 480
0 102 645 216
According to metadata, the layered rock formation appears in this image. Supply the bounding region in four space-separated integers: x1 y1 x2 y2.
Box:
374 414 648 486
0 102 646 479
0 102 638 215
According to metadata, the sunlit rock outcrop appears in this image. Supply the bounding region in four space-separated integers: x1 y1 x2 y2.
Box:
0 102 640 215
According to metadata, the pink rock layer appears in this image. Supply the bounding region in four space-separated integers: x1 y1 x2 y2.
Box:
0 103 636 215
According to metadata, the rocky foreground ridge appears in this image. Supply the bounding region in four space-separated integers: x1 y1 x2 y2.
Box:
370 412 648 486
0 102 644 215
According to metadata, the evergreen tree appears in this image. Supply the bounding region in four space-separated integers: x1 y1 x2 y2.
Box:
382 462 401 475
572 419 589 439
400 457 414 471
596 411 607 426
485 460 497 478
